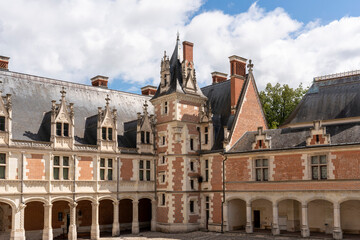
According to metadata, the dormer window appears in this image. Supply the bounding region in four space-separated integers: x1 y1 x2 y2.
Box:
56 122 69 137
204 127 208 144
0 116 5 131
164 74 167 86
102 127 113 141
141 131 151 144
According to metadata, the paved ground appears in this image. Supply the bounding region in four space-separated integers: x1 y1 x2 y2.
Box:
92 231 339 240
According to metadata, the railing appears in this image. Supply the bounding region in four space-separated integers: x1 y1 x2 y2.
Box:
314 70 360 81
74 144 98 151
12 140 52 149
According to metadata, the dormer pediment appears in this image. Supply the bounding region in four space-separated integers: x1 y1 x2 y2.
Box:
306 120 330 146
97 95 117 152
252 126 271 150
137 101 154 154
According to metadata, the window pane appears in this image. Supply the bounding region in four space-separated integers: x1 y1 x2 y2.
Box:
108 159 113 168
162 174 165 183
311 156 318 164
263 168 268 181
108 169 113 180
162 156 165 164
0 166 5 179
63 157 69 166
63 123 69 137
100 158 105 167
146 131 150 144
54 156 60 166
205 170 209 182
146 160 151 169
0 154 5 164
262 159 268 167
102 127 106 140
162 136 165 145
141 131 145 143
100 169 105 180
206 203 209 209
53 168 59 180
139 160 143 169
205 127 208 133
205 160 208 168
146 170 150 181
108 128 113 140
63 168 69 180
312 166 318 180
206 196 209 202
256 159 262 167
190 139 194 150
190 201 194 213
190 161 194 171
56 123 62 136
256 169 262 181
139 170 144 181
0 116 5 131
205 134 208 144
162 194 165 205
320 155 327 164
320 166 327 179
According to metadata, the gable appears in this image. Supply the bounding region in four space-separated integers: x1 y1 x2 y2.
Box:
228 73 267 149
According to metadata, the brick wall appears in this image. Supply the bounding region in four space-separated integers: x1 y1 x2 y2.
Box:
173 194 184 223
120 158 133 180
333 151 360 179
78 156 93 180
26 154 44 180
226 157 250 182
273 154 304 181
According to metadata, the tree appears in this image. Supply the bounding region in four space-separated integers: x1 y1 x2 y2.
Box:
259 83 308 129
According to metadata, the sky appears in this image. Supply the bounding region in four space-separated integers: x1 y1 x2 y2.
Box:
1 0 360 94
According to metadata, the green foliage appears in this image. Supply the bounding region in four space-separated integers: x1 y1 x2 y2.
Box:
259 83 308 129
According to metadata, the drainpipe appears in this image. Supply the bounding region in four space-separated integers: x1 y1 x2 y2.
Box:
117 156 120 201
221 152 228 233
73 154 76 201
21 151 24 203
197 127 201 152
153 127 157 202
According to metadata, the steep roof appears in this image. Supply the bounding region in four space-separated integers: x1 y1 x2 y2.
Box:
229 121 360 153
283 72 360 126
0 70 153 146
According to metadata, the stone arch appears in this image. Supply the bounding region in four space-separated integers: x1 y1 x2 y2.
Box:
75 196 96 204
52 200 71 238
119 198 133 232
340 199 360 235
98 195 117 203
138 195 155 202
51 196 73 204
138 198 152 232
119 195 136 201
276 196 303 205
0 200 13 238
339 197 360 205
308 199 334 234
24 201 44 240
251 198 273 231
23 197 49 205
225 196 247 203
277 198 302 233
305 196 334 205
0 198 16 210
227 198 246 231
99 198 114 236
76 199 93 238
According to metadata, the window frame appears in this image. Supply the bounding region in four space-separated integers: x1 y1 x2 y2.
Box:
204 159 209 182
0 153 6 179
254 158 269 182
310 155 327 180
53 156 70 180
99 157 113 181
0 116 5 131
139 159 151 181
102 127 113 141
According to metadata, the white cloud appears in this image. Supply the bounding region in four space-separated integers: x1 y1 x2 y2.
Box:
1 1 360 91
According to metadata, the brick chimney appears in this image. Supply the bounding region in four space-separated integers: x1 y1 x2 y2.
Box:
0 56 10 71
229 55 247 114
141 85 157 96
91 75 108 88
183 41 194 64
211 72 228 84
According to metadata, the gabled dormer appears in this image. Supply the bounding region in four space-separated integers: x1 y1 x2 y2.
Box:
199 102 214 150
0 91 12 145
182 41 198 94
252 127 271 150
97 95 117 152
51 87 74 149
137 101 155 154
306 120 330 146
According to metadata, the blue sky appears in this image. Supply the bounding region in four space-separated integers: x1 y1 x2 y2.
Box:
1 0 360 94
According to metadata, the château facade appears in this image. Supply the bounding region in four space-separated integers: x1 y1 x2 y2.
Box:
0 38 360 240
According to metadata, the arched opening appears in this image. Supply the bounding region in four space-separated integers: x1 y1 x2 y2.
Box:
76 200 92 239
138 198 151 232
52 200 70 239
227 199 246 231
99 199 113 237
119 199 132 233
278 199 301 235
341 200 360 237
0 202 12 239
24 201 44 240
251 199 272 233
308 200 333 236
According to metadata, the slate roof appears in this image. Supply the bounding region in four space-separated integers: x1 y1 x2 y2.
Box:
229 122 360 153
0 70 153 147
283 73 360 126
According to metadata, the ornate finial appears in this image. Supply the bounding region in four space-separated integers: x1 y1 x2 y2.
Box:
60 87 66 99
105 94 110 106
247 59 254 72
143 100 148 113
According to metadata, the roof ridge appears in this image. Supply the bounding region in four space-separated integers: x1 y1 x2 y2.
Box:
201 79 230 90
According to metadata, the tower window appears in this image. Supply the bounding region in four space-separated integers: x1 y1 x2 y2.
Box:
141 131 145 143
204 160 209 182
56 123 62 136
102 127 113 140
63 123 69 137
190 138 194 150
108 128 113 140
190 179 194 190
161 193 166 206
190 200 194 213
204 127 208 145
102 127 106 140
0 153 6 179
164 102 168 114
146 131 150 144
0 116 5 131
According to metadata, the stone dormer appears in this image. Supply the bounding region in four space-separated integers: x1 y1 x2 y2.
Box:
199 102 213 150
0 91 12 145
252 127 271 150
137 101 155 154
51 87 74 149
97 95 117 152
182 41 197 93
306 120 330 146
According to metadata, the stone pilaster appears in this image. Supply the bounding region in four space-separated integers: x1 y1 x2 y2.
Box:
132 200 139 234
151 200 157 231
10 203 26 240
301 203 310 238
272 203 280 235
246 202 253 233
42 203 53 240
91 202 100 240
333 203 343 240
112 201 120 236
68 202 77 240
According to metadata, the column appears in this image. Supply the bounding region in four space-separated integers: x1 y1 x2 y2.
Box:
42 203 53 240
68 202 77 240
10 203 26 240
272 203 280 235
301 203 310 238
112 201 120 236
333 202 343 240
223 202 229 232
91 202 100 240
245 202 253 233
151 200 156 231
132 200 139 234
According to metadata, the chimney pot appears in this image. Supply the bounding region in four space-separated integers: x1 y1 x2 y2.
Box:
183 41 194 64
211 72 228 84
0 56 10 71
91 75 109 88
141 85 157 96
229 55 247 114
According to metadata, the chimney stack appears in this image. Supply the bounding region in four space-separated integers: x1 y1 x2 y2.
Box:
229 55 247 114
183 41 194 64
0 56 10 71
91 75 109 88
141 85 157 96
211 72 228 84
